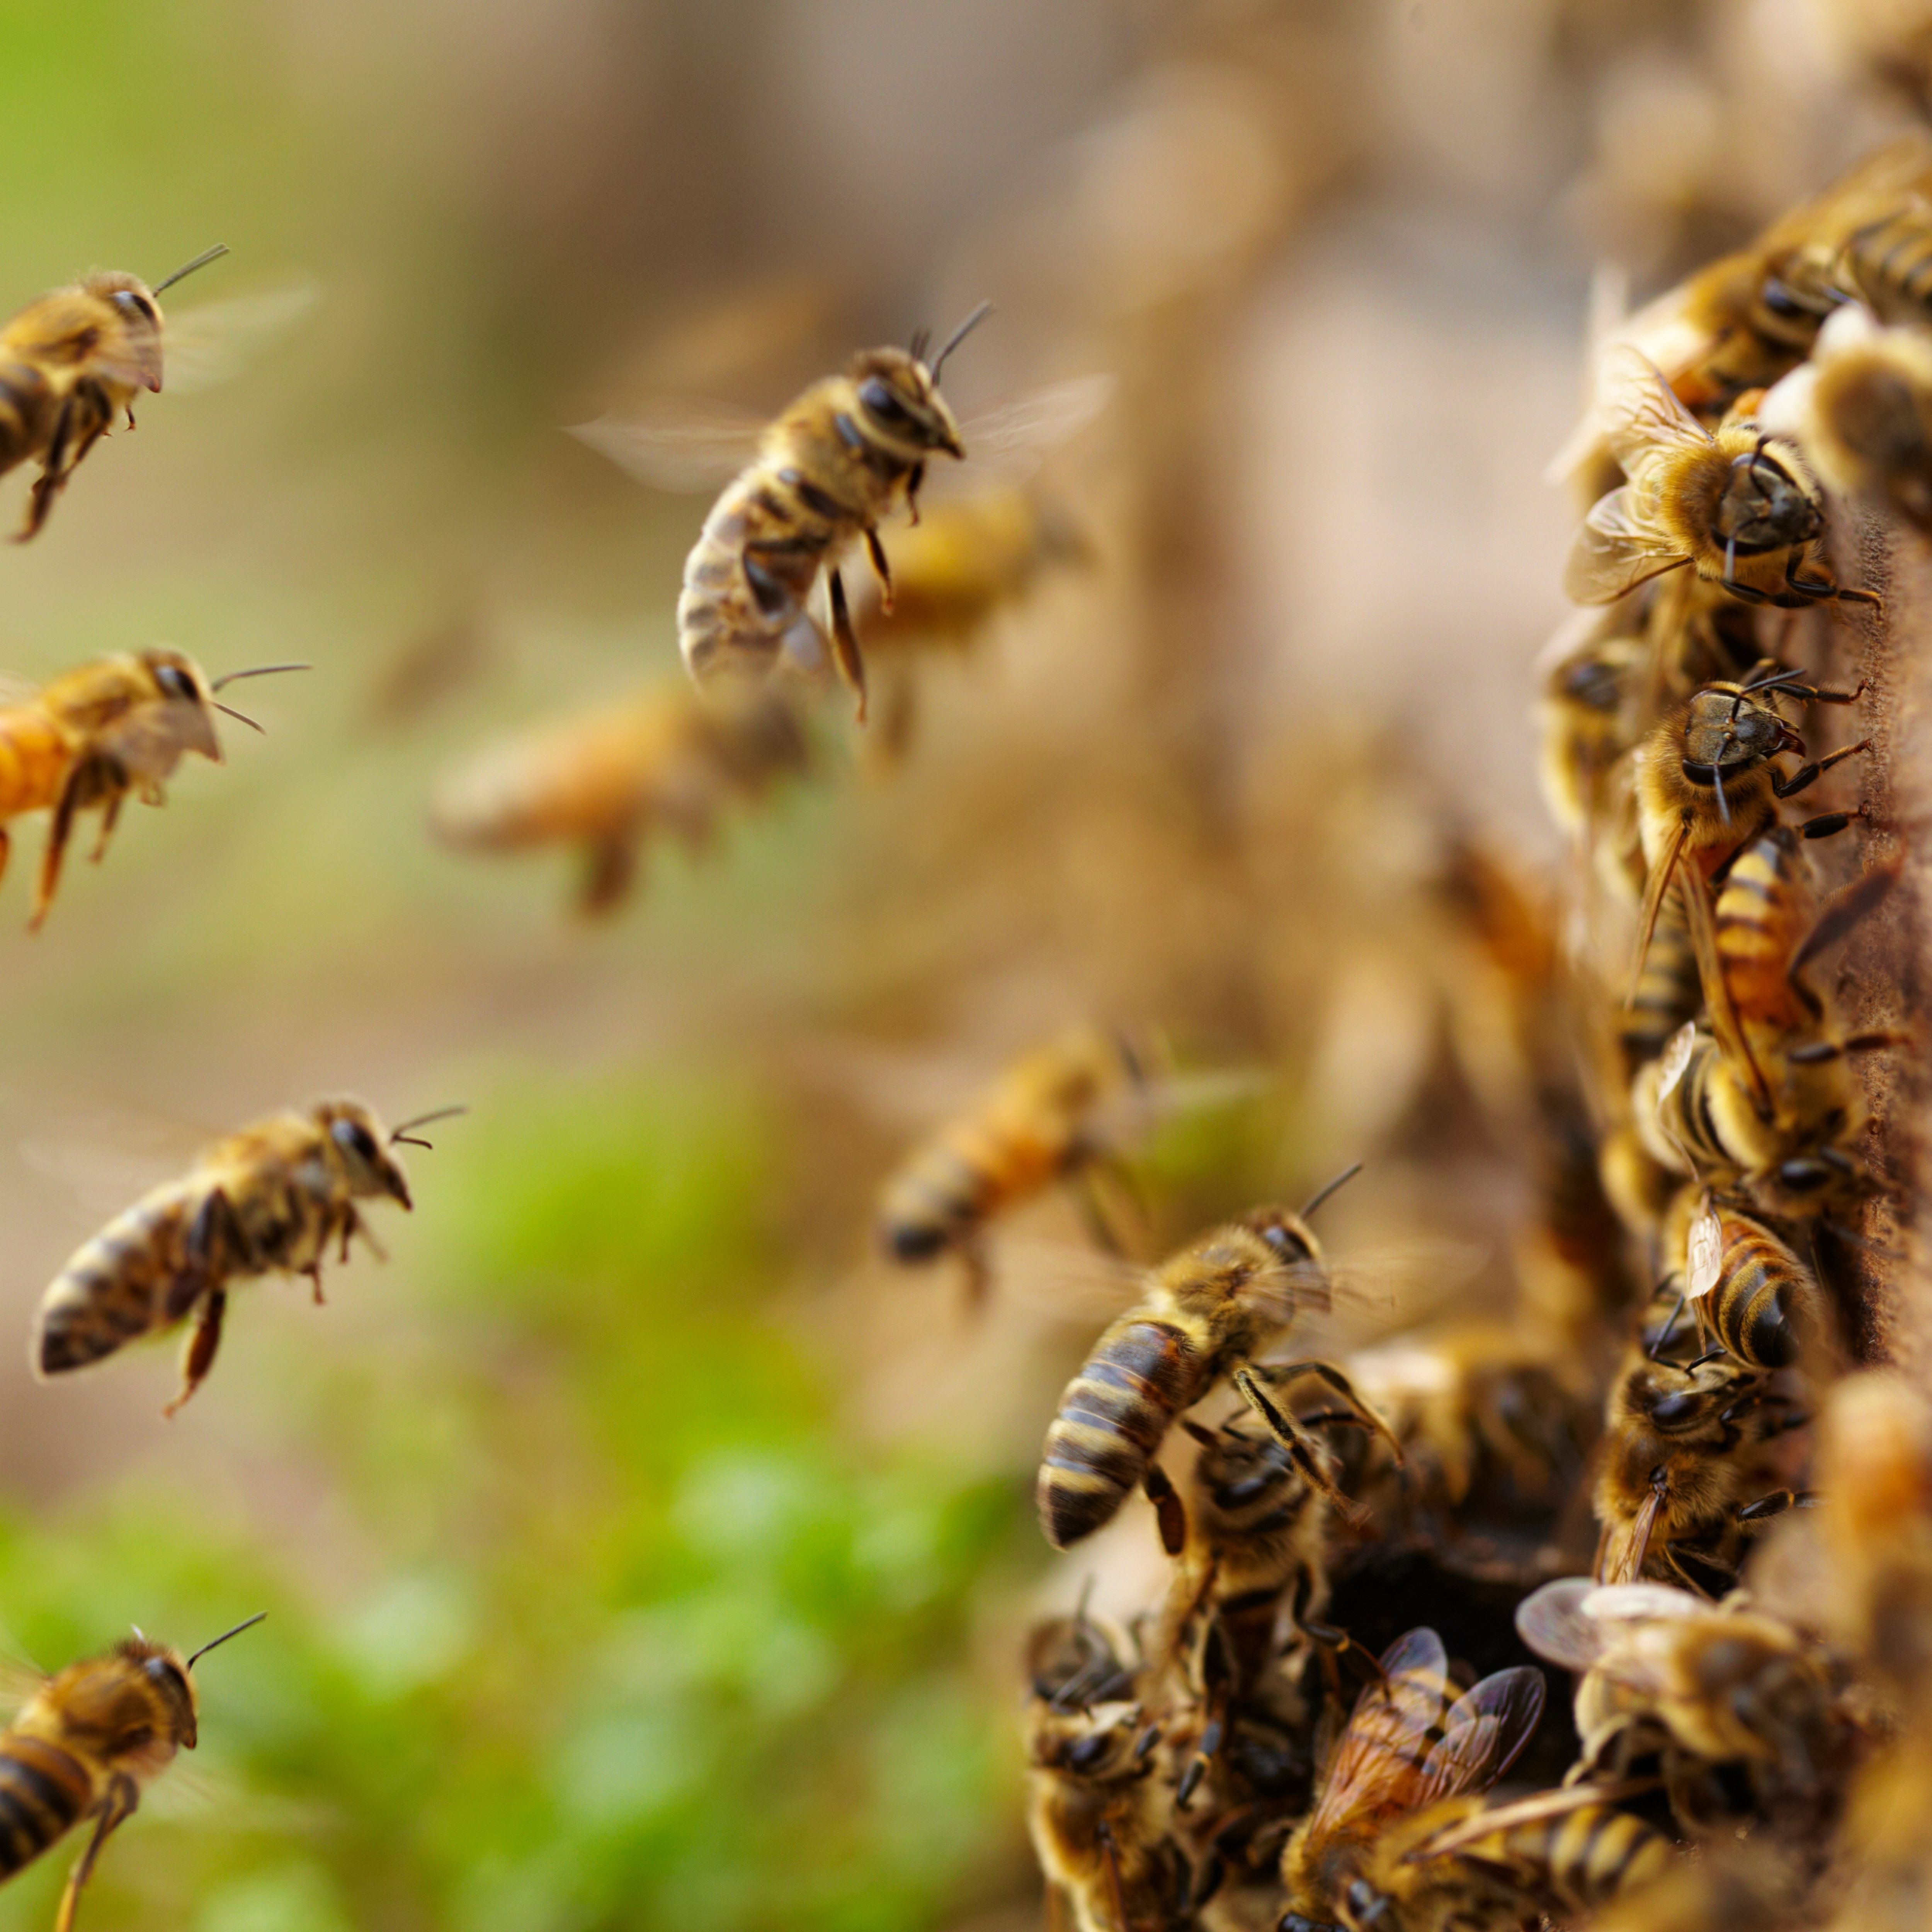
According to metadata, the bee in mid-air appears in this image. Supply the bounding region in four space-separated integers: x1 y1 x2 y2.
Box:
430 681 806 915
0 245 230 540
33 1099 461 1415
877 1026 1148 1305
1565 349 1879 612
0 1611 262 1932
1035 1182 1398 1551
1275 1626 1546 1927
0 650 301 929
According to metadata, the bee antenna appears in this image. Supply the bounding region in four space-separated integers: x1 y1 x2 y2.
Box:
129 1625 145 1642
1299 1161 1365 1221
211 663 309 691
389 1104 468 1150
150 243 230 298
927 300 993 384
212 703 265 735
185 1611 266 1669
1713 740 1732 825
908 325 931 362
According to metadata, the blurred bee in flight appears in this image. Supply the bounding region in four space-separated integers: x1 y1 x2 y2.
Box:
34 1100 461 1415
0 245 229 540
0 1611 262 1932
431 680 807 915
0 651 304 930
570 320 1109 722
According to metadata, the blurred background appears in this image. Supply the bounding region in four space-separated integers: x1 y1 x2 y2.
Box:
0 1 1915 1927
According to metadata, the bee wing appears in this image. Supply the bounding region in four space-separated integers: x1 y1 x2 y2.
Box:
1418 1668 1546 1805
1601 1480 1667 1585
1291 1240 1491 1333
1563 487 1687 605
1628 820 1691 1003
567 398 769 493
1580 1582 1709 1624
1306 1629 1455 1839
940 375 1114 491
1410 1779 1660 1860
157 280 321 396
1596 344 1716 471
16 1100 217 1215
1514 1577 1608 1670
991 1239 1149 1321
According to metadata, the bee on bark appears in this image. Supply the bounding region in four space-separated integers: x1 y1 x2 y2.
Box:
430 682 806 915
0 651 300 930
32 1100 461 1414
1035 1180 1400 1552
0 246 230 540
0 1612 262 1932
1536 609 1646 845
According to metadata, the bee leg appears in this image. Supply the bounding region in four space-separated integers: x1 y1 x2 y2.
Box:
1738 1487 1820 1524
1097 1817 1129 1932
0 825 10 891
345 1206 387 1265
29 763 89 930
956 1235 991 1315
826 567 869 725
1071 1162 1128 1259
1771 738 1873 798
19 399 74 541
88 790 124 864
579 837 638 916
864 527 894 612
1143 1464 1186 1557
905 461 924 524
54 1773 138 1932
162 1290 226 1418
1302 1619 1388 1690
306 1262 326 1306
1253 1360 1405 1464
1230 1366 1369 1527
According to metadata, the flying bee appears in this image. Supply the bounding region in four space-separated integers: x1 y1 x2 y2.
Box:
1275 1626 1546 1928
1565 348 1878 612
430 681 806 915
0 651 302 930
571 329 1110 721
876 1026 1151 1305
32 1099 462 1415
1593 1350 1809 1590
0 1612 262 1932
1034 1179 1401 1552
1519 1578 1840 1835
1024 1616 1192 1932
0 245 231 541
1338 1786 1676 1931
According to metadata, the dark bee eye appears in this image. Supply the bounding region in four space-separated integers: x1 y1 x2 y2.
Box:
113 289 157 323
1649 1392 1702 1429
156 665 196 702
1066 1731 1114 1772
331 1118 380 1162
858 377 917 431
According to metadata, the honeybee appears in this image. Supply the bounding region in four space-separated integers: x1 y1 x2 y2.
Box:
430 681 806 915
1593 1350 1808 1588
0 245 228 540
0 1612 262 1932
33 1099 461 1414
1536 609 1646 844
1518 1578 1840 1834
1565 350 1878 613
1276 1626 1546 1926
1670 1194 1828 1372
1035 1185 1399 1551
1024 1616 1192 1932
1620 892 1702 1077
0 650 299 930
876 1026 1147 1305
1338 1786 1675 1931
1761 302 1932 534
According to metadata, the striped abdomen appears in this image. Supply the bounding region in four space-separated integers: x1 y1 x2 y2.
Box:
1475 1804 1674 1916
1701 1209 1814 1368
1714 829 1812 1042
0 359 54 477
1620 896 1700 1071
1848 207 1932 326
35 1181 210 1375
0 702 75 822
1652 1037 1742 1178
0 1734 88 1878
878 1115 1066 1262
1037 1318 1206 1549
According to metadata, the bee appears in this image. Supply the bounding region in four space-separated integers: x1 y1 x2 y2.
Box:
1518 1578 1840 1834
1276 1626 1546 1927
1667 1194 1827 1372
1536 609 1646 844
0 245 228 540
1593 1350 1809 1588
1034 1180 1400 1552
1024 1616 1192 1932
876 1026 1147 1305
32 1100 462 1415
1564 349 1878 613
0 651 300 930
0 1612 262 1932
1620 892 1702 1077
1338 1786 1676 1930
430 681 806 915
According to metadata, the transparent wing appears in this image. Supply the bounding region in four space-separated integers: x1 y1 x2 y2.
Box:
161 280 321 395
568 398 767 493
1563 487 1687 605
1595 344 1715 472
1580 1582 1709 1624
1514 1577 1606 1671
1686 1202 1723 1301
1307 1628 1454 1838
992 1239 1148 1321
15 1099 216 1215
947 374 1114 486
1417 1667 1546 1805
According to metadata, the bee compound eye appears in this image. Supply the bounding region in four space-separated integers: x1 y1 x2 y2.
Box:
330 1117 379 1162
858 376 916 430
1649 1392 1703 1429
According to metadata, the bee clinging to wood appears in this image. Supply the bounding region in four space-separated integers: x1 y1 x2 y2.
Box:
0 245 229 540
33 1100 461 1415
0 1612 262 1932
0 651 303 930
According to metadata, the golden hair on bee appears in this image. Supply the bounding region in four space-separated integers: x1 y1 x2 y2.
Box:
0 244 227 540
33 1100 461 1414
0 1610 262 1932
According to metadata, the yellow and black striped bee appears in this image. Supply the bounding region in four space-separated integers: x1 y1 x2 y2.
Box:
33 1100 459 1414
0 1612 261 1932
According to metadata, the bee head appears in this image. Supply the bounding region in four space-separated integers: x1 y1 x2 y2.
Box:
79 270 165 392
113 1635 199 1750
138 649 223 763
318 1100 415 1209
1240 1208 1320 1267
1713 437 1822 554
847 347 966 461
1680 686 1803 784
